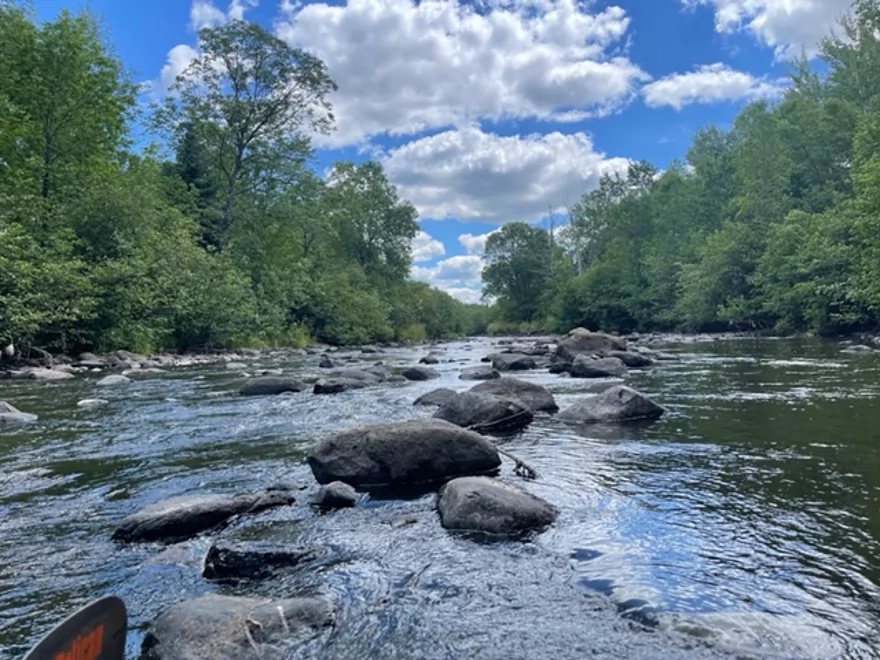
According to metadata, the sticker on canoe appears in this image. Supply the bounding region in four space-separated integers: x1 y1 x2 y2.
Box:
23 595 126 660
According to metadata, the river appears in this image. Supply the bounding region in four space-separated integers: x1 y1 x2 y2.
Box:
1 336 879 659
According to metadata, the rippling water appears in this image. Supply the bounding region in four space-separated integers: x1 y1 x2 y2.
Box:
1 337 879 659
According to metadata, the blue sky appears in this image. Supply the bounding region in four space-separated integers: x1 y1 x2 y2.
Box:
38 0 852 303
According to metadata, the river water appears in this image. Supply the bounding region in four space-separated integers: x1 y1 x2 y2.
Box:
1 337 879 659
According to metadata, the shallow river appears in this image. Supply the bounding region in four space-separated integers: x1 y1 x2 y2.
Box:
1 336 879 659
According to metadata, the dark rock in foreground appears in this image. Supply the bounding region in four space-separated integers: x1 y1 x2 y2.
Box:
459 365 501 381
469 378 558 413
112 491 294 543
413 388 458 407
311 481 358 509
558 385 665 424
202 542 331 580
491 353 537 371
556 328 626 362
239 377 308 396
402 365 441 381
308 419 500 489
433 392 533 433
437 476 557 537
141 594 332 660
570 356 628 379
313 378 369 394
0 401 37 425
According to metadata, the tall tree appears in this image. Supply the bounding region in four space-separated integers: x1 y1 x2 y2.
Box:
482 223 552 321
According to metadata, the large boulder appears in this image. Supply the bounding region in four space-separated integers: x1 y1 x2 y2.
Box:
401 365 441 381
433 392 533 433
239 377 307 396
308 419 501 489
556 329 626 362
140 594 332 660
313 378 369 394
459 365 501 381
202 543 330 580
569 356 628 379
0 401 37 426
469 378 558 413
558 385 666 423
491 353 537 372
112 491 294 543
413 388 458 407
437 477 557 537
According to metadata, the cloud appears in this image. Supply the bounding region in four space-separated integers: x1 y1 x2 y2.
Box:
683 0 851 58
642 63 786 110
411 254 485 302
276 0 648 146
190 0 228 30
382 124 630 223
411 230 446 262
155 44 200 96
459 229 500 255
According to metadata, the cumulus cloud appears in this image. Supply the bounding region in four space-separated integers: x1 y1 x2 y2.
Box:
642 63 786 109
411 230 446 262
276 0 648 146
382 124 630 223
155 44 200 96
683 0 851 58
459 229 500 255
411 254 485 302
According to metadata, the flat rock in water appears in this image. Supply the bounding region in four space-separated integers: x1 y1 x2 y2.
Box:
96 374 132 386
202 542 330 580
433 392 533 433
558 385 665 424
313 377 369 394
413 388 458 407
140 594 333 660
239 377 307 396
556 329 626 362
225 361 248 370
401 366 440 381
19 368 74 381
77 398 109 408
570 356 628 379
469 378 558 413
437 476 557 537
338 369 381 383
311 481 358 509
308 418 501 489
112 491 294 543
0 401 37 425
459 365 501 381
842 344 873 354
491 353 537 371
607 350 654 368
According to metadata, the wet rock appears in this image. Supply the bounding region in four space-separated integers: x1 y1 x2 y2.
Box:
469 378 558 413
401 365 441 381
569 356 628 379
313 377 369 394
419 352 442 365
491 353 537 371
437 476 557 537
338 369 382 383
556 328 627 362
548 362 571 374
361 345 380 354
0 401 37 425
202 542 330 580
308 418 501 489
77 398 109 408
558 385 665 423
96 374 132 386
266 480 308 492
617 598 660 628
140 594 333 660
459 365 501 381
77 352 101 363
364 366 391 381
319 354 334 369
112 491 295 543
225 361 248 370
607 350 654 368
76 359 107 369
390 514 419 529
239 377 307 396
311 481 358 509
17 368 74 381
433 392 533 433
413 388 458 407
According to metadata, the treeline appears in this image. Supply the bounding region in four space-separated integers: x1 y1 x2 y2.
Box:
484 0 880 337
0 5 488 354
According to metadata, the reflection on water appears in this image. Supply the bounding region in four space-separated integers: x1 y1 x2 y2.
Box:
1 337 879 659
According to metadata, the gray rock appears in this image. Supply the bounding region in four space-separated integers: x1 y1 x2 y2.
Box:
202 542 330 580
239 377 307 396
470 378 558 413
77 352 101 362
313 377 369 394
558 385 666 423
338 369 381 383
556 328 627 362
491 353 537 371
401 365 441 381
319 354 334 369
76 398 109 408
419 352 441 365
364 366 391 381
96 374 132 386
140 594 332 660
311 481 358 509
361 345 381 354
459 365 501 381
607 350 654 368
433 392 533 433
842 344 873 354
570 356 628 379
413 388 458 407
112 491 294 543
225 361 248 370
308 418 501 489
0 401 37 426
437 476 557 537
548 362 571 374
20 368 74 381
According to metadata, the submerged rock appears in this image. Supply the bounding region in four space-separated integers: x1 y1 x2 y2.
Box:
491 353 537 371
0 401 37 426
308 418 501 489
96 374 132 386
569 356 628 379
556 329 626 362
311 481 358 509
437 477 557 537
459 365 501 381
112 491 294 543
313 378 369 394
239 377 307 396
469 378 558 413
413 388 458 407
433 392 533 433
202 542 330 580
140 594 333 660
401 365 441 381
76 398 109 408
558 385 665 424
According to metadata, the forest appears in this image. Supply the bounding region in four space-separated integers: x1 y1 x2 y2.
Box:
0 3 489 354
483 0 880 337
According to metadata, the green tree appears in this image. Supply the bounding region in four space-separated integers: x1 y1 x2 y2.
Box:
482 223 552 322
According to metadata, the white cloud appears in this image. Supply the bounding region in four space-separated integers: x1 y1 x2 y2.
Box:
276 0 648 146
642 63 786 110
382 124 630 223
683 0 851 58
228 0 259 21
156 44 200 96
459 229 500 255
412 254 485 302
190 0 228 30
411 230 446 262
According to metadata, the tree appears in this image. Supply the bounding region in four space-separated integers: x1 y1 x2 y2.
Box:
482 223 552 322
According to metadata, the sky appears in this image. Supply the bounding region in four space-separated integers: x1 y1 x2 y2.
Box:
37 0 853 304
